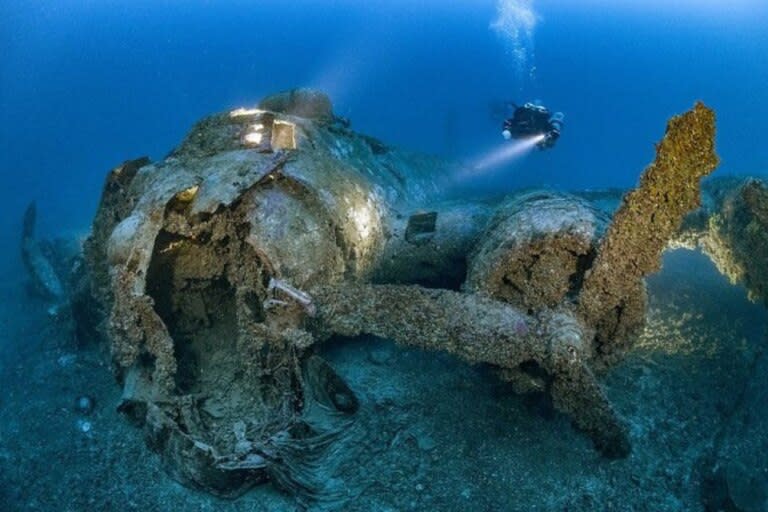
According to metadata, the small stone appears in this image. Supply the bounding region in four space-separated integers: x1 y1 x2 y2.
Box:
76 419 92 433
74 395 96 415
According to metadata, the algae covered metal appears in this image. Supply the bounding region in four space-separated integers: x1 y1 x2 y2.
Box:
83 89 720 498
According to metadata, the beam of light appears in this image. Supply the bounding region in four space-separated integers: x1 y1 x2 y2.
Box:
309 33 377 110
459 134 545 180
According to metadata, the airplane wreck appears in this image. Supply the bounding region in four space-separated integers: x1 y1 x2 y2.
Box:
74 89 739 499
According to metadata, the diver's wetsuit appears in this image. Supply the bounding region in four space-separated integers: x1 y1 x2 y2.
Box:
503 103 563 150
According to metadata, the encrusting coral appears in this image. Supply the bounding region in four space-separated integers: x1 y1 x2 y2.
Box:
578 102 719 365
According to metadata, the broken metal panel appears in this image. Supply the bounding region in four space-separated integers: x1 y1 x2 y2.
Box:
84 93 451 497
271 120 297 150
404 211 438 244
188 151 288 215
136 194 318 496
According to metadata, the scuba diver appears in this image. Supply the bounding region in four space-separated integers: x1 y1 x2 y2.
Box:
502 101 564 150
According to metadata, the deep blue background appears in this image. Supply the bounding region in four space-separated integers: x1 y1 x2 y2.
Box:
1 0 767 272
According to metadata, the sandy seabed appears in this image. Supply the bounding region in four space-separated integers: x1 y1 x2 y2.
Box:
1 248 766 512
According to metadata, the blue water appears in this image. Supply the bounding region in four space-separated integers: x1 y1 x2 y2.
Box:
1 1 768 509
2 0 767 250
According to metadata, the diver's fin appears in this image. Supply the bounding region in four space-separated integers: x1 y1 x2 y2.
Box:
23 201 37 240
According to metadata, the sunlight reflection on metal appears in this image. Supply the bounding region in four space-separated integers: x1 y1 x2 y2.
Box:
351 203 374 239
243 124 264 145
309 26 384 109
229 108 266 118
310 47 366 108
